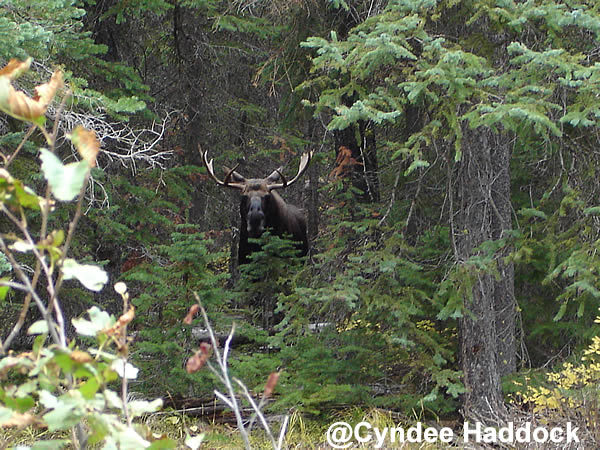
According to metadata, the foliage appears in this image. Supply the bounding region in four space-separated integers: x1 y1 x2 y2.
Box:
248 189 463 415
0 0 149 118
298 0 600 400
0 61 179 449
5 0 600 439
122 225 230 398
0 302 174 449
509 309 600 443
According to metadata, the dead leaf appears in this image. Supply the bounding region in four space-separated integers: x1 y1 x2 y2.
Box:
263 371 280 398
0 65 63 123
69 125 100 167
0 58 31 80
104 306 135 336
185 343 212 374
70 350 93 364
329 146 362 180
0 412 45 428
183 304 200 325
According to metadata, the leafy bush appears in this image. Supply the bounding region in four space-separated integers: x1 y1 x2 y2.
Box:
512 311 600 417
0 59 183 449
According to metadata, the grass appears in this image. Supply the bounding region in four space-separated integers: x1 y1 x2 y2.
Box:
0 407 454 449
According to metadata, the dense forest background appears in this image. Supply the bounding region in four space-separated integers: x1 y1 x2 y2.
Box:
3 0 600 447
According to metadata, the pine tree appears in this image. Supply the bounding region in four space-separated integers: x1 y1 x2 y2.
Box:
300 0 600 421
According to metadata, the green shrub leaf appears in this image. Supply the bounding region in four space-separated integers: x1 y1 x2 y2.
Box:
61 259 108 292
39 149 88 201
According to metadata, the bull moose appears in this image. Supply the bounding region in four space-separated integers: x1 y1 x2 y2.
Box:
201 148 313 264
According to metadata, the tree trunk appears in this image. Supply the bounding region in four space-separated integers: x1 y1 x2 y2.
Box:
453 123 515 423
491 134 517 377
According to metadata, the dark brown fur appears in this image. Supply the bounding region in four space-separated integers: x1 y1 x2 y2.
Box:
200 149 312 265
238 185 308 264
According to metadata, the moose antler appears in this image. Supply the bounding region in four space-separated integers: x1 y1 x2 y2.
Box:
268 151 313 190
200 146 245 189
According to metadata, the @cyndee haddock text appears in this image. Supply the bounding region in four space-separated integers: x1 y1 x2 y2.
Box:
325 420 579 448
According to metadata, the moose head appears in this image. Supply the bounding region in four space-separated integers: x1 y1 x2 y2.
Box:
201 147 313 264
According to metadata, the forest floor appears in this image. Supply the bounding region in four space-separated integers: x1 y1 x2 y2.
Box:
0 407 450 449
0 404 590 449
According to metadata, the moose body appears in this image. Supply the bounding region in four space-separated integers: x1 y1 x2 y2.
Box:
201 148 312 264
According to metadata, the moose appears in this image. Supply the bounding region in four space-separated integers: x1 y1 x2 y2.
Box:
201 148 313 265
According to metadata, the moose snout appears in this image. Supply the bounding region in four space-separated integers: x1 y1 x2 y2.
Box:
247 208 265 237
246 197 265 236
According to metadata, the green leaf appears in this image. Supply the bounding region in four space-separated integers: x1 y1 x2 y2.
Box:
114 427 151 449
43 403 81 431
0 276 10 301
148 438 178 449
127 398 162 417
518 208 547 220
103 389 123 409
111 359 139 379
446 382 466 397
184 434 205 450
72 306 114 336
61 259 108 292
12 179 42 210
31 440 69 450
7 395 35 413
577 300 585 318
554 302 567 321
27 320 49 335
79 378 100 399
0 407 14 425
38 390 58 409
39 149 89 201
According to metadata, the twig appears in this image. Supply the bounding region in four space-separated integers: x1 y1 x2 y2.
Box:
378 169 401 227
234 378 279 449
120 294 132 427
277 415 289 450
4 125 35 168
194 293 251 450
0 237 61 349
0 260 42 353
51 170 91 299
192 293 289 449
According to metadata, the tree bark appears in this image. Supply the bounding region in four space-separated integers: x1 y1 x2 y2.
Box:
453 123 515 423
491 134 517 377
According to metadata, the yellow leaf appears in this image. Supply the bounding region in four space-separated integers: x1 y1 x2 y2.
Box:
0 61 63 123
69 125 100 167
70 350 93 363
0 412 44 428
0 58 32 80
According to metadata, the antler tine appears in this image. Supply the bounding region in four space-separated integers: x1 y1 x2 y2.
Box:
223 164 240 185
274 168 287 187
269 150 313 190
199 145 245 189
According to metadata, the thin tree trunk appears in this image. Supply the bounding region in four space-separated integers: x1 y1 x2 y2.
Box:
453 123 514 423
491 134 516 377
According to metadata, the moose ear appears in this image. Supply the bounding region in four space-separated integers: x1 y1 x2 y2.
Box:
266 168 283 183
223 166 246 183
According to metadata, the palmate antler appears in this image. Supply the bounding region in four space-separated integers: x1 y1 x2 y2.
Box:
200 145 313 190
199 145 245 189
267 151 313 190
